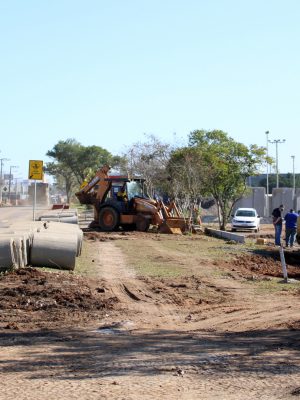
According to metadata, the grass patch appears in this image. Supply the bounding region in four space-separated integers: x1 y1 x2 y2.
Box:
115 234 239 278
74 240 99 277
248 277 300 293
132 260 182 277
116 239 183 277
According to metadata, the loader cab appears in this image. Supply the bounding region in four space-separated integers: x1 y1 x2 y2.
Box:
110 179 146 202
126 180 146 200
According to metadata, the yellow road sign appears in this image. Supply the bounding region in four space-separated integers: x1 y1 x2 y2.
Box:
29 160 44 180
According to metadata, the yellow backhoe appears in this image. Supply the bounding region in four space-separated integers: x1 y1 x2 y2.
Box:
75 165 188 233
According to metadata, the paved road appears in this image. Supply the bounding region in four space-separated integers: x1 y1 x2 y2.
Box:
0 206 50 227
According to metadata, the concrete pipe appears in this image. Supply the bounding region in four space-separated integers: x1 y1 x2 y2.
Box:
38 212 77 219
0 229 34 262
30 232 78 270
39 222 83 256
0 238 17 271
0 234 28 268
58 212 77 217
40 221 78 230
59 215 78 224
39 217 60 223
14 237 26 268
40 215 78 224
15 233 32 266
38 214 60 219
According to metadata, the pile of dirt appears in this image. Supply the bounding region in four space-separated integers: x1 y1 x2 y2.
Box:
231 252 300 279
140 275 227 306
0 268 119 330
84 230 150 241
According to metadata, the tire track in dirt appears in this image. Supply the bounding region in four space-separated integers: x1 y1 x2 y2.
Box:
91 239 300 333
78 240 300 400
1 229 300 400
91 241 186 330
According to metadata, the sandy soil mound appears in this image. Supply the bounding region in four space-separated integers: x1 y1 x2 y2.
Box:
231 252 300 279
0 268 118 330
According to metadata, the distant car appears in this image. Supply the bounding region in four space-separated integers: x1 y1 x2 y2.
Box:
231 208 260 233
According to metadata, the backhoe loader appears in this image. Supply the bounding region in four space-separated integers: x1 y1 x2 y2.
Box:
75 165 188 233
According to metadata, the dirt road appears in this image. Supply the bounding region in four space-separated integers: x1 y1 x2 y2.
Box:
0 211 300 399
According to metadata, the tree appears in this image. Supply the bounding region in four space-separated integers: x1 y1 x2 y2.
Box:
46 139 120 202
259 173 300 192
166 146 205 212
122 134 173 197
188 130 266 230
45 162 76 203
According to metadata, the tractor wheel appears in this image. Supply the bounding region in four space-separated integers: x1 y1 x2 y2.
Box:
136 214 150 232
99 207 119 231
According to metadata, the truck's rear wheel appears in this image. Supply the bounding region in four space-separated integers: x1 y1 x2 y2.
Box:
99 207 119 231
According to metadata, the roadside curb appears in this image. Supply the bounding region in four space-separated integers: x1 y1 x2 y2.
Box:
205 227 245 243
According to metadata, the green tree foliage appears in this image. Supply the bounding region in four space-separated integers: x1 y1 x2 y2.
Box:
46 162 76 203
46 139 120 202
183 130 266 230
259 173 300 192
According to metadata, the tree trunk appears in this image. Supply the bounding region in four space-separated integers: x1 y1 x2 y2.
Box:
216 200 222 230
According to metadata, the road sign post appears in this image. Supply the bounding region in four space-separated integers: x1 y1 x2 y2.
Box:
29 160 44 221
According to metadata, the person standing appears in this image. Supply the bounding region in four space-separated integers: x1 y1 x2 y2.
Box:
272 204 284 246
284 209 298 247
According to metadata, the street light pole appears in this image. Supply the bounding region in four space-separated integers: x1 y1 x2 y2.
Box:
268 139 286 188
291 155 295 195
265 131 269 216
8 165 18 204
0 157 9 204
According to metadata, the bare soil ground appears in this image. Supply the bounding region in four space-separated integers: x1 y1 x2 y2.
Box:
0 221 300 399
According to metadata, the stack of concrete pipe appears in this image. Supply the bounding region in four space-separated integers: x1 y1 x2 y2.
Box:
0 218 83 272
37 208 78 224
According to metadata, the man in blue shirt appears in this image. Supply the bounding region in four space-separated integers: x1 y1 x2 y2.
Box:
284 209 298 247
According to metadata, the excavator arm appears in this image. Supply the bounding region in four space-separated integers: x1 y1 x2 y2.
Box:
75 164 111 205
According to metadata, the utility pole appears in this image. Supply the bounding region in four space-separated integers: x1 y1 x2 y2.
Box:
291 155 295 196
0 157 9 204
268 139 286 188
8 165 18 204
265 131 269 216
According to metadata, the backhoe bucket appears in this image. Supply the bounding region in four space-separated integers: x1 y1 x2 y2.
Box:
158 217 187 234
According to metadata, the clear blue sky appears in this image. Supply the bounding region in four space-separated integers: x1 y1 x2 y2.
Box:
1 0 299 181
